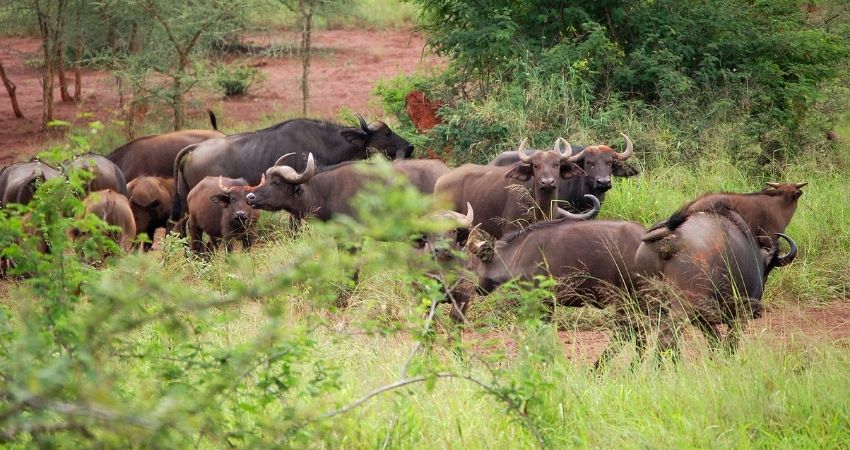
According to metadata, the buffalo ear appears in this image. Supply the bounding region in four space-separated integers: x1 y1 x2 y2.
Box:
210 193 230 206
506 164 533 182
612 161 639 177
340 129 369 148
560 163 586 180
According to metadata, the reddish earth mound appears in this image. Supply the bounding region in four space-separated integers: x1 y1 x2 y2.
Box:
0 29 441 163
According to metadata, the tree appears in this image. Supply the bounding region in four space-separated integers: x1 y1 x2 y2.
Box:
281 0 320 116
0 59 24 118
30 0 68 129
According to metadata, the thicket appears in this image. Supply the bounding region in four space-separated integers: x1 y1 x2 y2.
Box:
378 0 850 167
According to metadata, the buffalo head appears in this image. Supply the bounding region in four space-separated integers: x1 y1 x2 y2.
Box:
567 133 638 193
245 153 317 213
508 137 584 191
414 203 475 265
212 176 259 232
340 113 414 160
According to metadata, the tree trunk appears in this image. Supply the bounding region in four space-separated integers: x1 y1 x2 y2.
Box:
0 60 24 118
172 66 185 131
300 0 314 116
57 45 72 102
38 15 56 130
73 7 83 101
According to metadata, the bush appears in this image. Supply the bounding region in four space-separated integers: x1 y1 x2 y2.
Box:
215 64 262 96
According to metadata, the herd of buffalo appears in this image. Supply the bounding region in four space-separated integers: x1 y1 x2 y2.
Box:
0 112 806 362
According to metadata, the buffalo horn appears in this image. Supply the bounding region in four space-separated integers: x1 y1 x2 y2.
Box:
246 173 266 192
794 182 808 189
284 152 316 184
774 233 797 267
566 146 587 163
218 175 234 194
766 182 782 189
613 133 634 161
461 202 474 228
355 113 369 132
556 194 600 220
274 152 296 167
517 138 532 163
554 137 573 162
465 223 485 253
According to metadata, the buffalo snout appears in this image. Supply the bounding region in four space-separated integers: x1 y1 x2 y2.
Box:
246 192 257 204
594 177 612 191
540 176 556 189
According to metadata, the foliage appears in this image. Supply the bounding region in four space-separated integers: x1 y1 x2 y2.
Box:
402 0 850 164
215 64 262 96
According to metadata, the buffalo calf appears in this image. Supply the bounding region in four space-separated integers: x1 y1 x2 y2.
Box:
76 189 137 252
127 176 175 250
187 176 259 254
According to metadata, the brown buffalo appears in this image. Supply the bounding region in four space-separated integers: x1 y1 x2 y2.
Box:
490 134 638 212
0 160 62 207
107 128 224 181
393 159 449 194
245 155 444 221
67 153 129 197
635 206 798 357
465 210 649 364
413 204 476 321
127 176 175 250
643 182 806 248
434 138 593 238
187 176 260 254
75 189 137 252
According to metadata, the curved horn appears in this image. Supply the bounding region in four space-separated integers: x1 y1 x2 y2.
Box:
566 146 587 163
554 137 573 161
283 152 316 184
274 152 296 167
613 133 634 161
765 182 782 189
218 175 234 194
355 113 369 132
793 182 808 189
461 202 474 228
773 233 798 267
516 138 532 163
556 194 600 220
246 173 266 192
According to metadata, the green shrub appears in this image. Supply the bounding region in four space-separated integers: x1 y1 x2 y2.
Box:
215 64 262 96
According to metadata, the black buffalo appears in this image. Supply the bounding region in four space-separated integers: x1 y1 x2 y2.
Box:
173 114 413 221
0 161 62 207
490 134 638 212
66 153 129 197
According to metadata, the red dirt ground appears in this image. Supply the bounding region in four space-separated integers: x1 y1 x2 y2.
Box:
0 29 440 164
465 301 850 363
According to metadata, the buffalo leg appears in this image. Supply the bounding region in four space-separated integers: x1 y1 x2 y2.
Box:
693 315 722 351
188 220 204 254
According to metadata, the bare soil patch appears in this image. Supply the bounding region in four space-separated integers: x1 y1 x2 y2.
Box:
0 29 439 164
464 301 850 363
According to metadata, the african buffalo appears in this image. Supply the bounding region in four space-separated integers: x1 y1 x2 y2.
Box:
173 114 413 221
66 154 129 197
0 160 62 207
106 112 224 181
642 182 806 249
434 138 593 239
489 134 638 212
635 207 798 356
465 207 652 366
187 176 260 254
393 158 449 194
127 176 175 250
414 204 476 321
246 155 444 221
75 189 137 252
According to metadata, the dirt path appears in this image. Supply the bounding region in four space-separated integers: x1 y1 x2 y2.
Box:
0 29 439 164
465 301 850 363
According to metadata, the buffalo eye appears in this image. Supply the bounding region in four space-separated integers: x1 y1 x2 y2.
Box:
293 185 303 195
